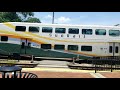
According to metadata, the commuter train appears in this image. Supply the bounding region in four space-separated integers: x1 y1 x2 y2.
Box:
0 22 120 59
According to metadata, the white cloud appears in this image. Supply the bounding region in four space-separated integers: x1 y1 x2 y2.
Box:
44 15 52 19
42 15 87 24
71 15 88 21
55 16 71 23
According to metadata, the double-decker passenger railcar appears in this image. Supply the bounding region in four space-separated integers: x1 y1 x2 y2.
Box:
0 22 120 59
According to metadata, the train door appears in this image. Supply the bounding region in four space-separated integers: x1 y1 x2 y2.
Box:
109 42 120 56
20 38 31 54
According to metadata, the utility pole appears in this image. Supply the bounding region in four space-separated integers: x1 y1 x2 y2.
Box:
52 12 54 24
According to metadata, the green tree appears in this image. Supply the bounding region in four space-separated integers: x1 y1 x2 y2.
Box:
18 12 34 18
0 12 22 22
0 12 41 23
17 12 34 21
25 17 41 23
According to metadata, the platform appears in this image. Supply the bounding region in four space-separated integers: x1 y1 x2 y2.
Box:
0 60 39 68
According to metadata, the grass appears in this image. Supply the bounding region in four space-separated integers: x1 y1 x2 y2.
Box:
0 61 15 67
0 59 37 64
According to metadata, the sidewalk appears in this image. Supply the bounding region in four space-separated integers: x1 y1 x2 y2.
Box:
22 68 120 78
0 67 120 78
22 67 95 78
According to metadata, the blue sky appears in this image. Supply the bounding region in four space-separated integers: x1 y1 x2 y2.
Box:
34 12 120 25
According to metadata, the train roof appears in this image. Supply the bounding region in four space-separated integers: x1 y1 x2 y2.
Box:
1 22 120 28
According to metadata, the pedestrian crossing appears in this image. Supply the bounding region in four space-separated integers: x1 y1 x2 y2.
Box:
90 73 106 78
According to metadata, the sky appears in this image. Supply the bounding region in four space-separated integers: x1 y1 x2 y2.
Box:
34 12 120 26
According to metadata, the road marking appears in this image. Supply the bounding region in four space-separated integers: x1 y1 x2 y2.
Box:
90 73 106 78
22 67 95 73
90 73 100 78
96 73 106 78
22 67 110 74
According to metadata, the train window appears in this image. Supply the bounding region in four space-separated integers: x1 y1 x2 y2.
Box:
29 26 39 33
109 30 120 36
109 46 112 53
41 44 51 49
82 29 92 35
115 46 118 53
68 28 79 34
15 26 26 32
55 28 66 33
68 45 78 51
95 29 106 35
54 45 65 50
1 36 8 41
81 46 92 51
42 27 53 33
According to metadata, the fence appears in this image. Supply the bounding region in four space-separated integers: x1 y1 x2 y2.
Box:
90 56 120 73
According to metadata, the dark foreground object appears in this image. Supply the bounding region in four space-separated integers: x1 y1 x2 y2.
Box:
0 65 22 78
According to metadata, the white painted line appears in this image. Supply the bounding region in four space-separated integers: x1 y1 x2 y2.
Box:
22 68 95 73
90 73 106 78
96 73 106 78
90 73 100 78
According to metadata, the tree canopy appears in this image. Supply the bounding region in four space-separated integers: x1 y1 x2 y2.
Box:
25 17 41 23
0 12 41 23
